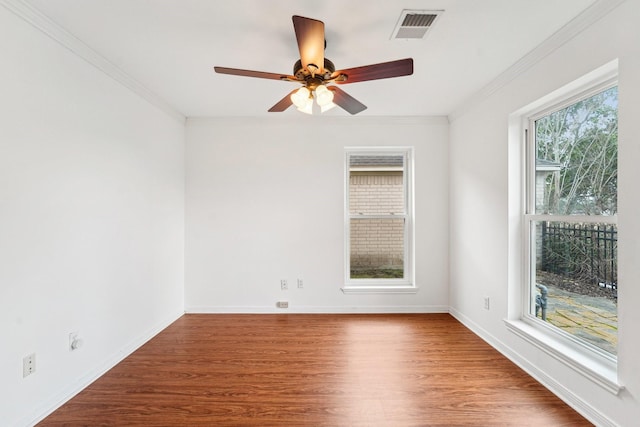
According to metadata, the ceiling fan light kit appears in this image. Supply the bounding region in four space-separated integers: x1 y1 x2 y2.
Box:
214 15 414 115
291 85 336 114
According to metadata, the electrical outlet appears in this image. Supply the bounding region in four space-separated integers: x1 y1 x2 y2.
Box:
297 278 303 289
23 353 36 377
280 279 288 290
484 297 490 310
276 301 289 308
69 332 83 351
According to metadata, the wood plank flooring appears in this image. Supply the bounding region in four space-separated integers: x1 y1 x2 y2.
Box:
38 314 591 426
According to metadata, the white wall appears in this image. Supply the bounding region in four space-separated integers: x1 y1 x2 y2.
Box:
5 0 637 424
0 7 185 426
449 1 640 425
185 116 448 313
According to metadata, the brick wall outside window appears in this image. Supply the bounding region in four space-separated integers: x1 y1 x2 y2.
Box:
349 172 404 269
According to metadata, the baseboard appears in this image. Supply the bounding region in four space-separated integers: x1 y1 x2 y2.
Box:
22 309 184 427
449 307 618 427
185 305 450 314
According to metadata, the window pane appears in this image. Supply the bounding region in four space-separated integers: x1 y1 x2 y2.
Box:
531 220 617 354
350 218 405 279
534 86 617 215
349 155 404 215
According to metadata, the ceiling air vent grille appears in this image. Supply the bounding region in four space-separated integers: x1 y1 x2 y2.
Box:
391 10 443 40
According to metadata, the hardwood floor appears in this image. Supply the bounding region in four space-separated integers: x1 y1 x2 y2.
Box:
38 314 591 426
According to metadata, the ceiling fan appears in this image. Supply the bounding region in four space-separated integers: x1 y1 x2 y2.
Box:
214 15 414 115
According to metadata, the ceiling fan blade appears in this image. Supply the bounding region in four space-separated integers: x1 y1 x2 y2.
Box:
214 66 294 81
333 58 413 84
292 15 325 74
268 89 297 112
328 86 367 115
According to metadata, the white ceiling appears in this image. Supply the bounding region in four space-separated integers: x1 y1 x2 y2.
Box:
24 0 597 118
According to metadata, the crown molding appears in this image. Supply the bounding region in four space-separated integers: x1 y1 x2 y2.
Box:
1 0 186 124
448 0 627 122
186 115 449 126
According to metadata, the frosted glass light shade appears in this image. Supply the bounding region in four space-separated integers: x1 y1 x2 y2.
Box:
315 85 334 106
291 87 311 108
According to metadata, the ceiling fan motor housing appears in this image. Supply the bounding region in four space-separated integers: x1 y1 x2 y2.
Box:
293 58 335 82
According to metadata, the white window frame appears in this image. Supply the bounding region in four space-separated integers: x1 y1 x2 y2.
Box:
342 147 416 294
505 61 623 394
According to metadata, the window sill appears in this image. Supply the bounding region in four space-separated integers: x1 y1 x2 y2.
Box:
341 286 418 294
504 319 623 395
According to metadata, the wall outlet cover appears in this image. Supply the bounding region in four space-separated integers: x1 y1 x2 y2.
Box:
23 353 36 377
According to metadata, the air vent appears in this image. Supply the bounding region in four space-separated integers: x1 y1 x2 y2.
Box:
391 9 443 40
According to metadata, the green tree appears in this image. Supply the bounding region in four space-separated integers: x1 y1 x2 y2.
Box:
535 86 618 215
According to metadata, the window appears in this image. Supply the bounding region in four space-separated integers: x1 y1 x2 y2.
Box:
524 82 618 358
343 148 414 292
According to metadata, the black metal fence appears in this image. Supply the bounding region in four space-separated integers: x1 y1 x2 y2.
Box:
540 221 617 289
